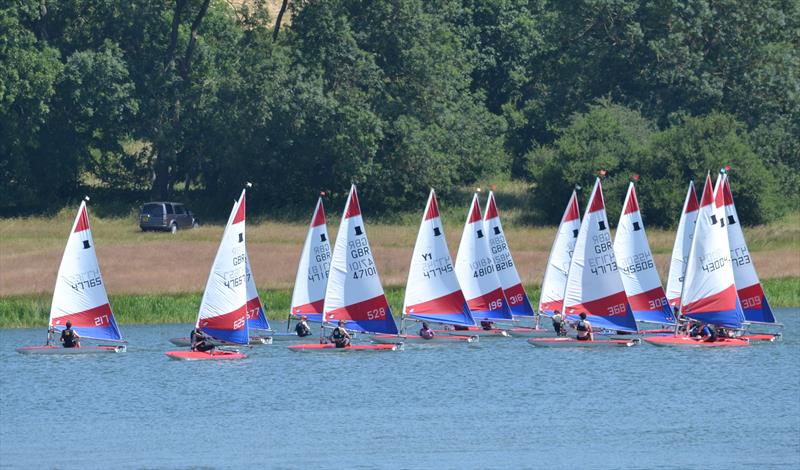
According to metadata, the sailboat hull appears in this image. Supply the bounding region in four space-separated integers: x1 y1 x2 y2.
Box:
16 345 126 355
370 334 477 344
740 334 779 342
643 336 749 347
165 350 247 360
434 328 511 338
506 327 552 338
527 338 639 348
288 343 401 352
169 336 272 347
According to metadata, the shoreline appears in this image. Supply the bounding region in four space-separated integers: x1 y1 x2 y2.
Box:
1 278 797 328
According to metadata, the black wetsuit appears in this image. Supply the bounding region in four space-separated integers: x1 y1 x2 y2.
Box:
190 329 214 352
60 328 78 348
295 321 311 337
331 327 350 348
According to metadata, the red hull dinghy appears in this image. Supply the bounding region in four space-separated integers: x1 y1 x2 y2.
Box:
288 343 401 352
643 336 749 347
527 338 638 348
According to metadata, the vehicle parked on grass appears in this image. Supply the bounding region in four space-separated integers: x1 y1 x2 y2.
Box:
139 202 198 233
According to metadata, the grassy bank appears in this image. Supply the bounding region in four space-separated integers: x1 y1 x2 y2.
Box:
2 279 798 329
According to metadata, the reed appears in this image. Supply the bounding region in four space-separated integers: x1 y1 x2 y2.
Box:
3 281 798 329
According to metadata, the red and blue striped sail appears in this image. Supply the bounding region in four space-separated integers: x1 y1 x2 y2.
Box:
290 198 330 322
196 189 250 344
722 176 776 323
245 254 270 330
455 194 513 321
49 201 123 341
563 178 638 332
323 185 398 334
539 191 581 316
614 183 674 324
484 192 534 317
680 174 744 329
404 190 475 326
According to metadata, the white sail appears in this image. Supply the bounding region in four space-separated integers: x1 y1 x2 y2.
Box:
49 201 122 341
538 191 581 316
484 191 534 317
197 189 249 344
323 185 397 334
665 181 699 307
290 198 331 321
454 194 512 321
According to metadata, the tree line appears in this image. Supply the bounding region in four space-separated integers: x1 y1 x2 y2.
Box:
1 0 797 225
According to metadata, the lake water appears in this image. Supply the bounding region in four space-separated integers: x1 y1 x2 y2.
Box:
1 310 798 469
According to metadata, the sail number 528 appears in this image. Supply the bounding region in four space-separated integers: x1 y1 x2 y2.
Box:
366 308 386 320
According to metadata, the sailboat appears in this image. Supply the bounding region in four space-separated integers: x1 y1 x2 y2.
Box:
483 191 549 337
665 181 699 308
645 173 748 347
166 189 250 359
17 199 126 354
720 175 781 342
289 185 400 351
538 190 581 317
449 192 513 337
529 178 639 348
280 197 331 341
613 182 674 327
372 190 478 344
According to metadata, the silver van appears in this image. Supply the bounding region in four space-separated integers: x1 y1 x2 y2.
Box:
139 202 198 233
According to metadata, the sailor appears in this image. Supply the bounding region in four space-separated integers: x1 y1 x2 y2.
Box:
575 313 593 341
419 322 435 340
551 310 566 336
60 321 80 348
480 320 494 330
330 320 351 348
295 315 312 337
190 327 215 352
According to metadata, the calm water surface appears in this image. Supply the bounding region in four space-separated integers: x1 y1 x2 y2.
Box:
1 310 798 469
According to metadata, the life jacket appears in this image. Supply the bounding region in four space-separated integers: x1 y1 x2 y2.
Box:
707 327 718 342
576 320 589 332
295 322 311 337
331 327 349 346
62 329 77 347
419 328 435 340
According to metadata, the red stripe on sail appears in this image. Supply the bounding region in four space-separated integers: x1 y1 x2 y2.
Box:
623 185 639 215
668 296 681 308
74 206 90 233
627 287 668 312
199 304 248 331
424 192 440 220
345 186 362 218
466 287 505 312
485 193 499 219
682 284 738 314
51 303 112 327
406 290 467 315
312 199 327 227
467 196 482 223
246 297 263 320
504 283 528 307
564 193 580 222
326 295 390 322
685 184 699 213
292 299 325 315
565 290 629 318
540 299 564 313
722 177 734 207
714 177 725 209
588 182 605 213
232 195 246 224
699 174 714 207
737 283 766 311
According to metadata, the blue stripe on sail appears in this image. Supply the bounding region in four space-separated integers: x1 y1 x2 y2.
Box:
509 295 535 317
632 304 676 325
471 306 513 321
743 297 776 323
566 304 639 332
302 313 324 323
685 299 744 329
203 326 249 345
340 308 398 334
409 303 475 326
248 307 270 330
56 321 122 341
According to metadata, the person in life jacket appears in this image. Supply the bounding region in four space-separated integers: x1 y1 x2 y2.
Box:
295 315 312 337
575 313 593 341
330 320 351 348
190 327 215 353
419 322 435 340
551 310 566 336
480 320 494 330
60 321 80 348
